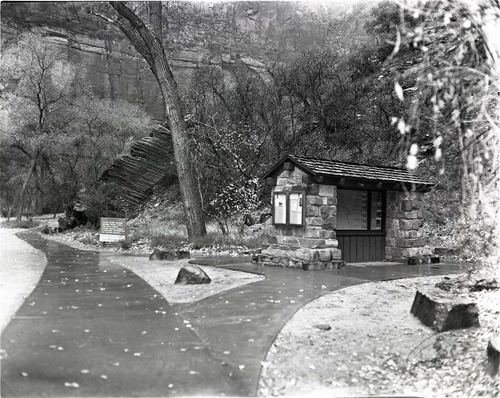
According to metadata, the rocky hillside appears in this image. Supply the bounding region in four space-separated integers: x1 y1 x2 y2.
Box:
1 1 375 120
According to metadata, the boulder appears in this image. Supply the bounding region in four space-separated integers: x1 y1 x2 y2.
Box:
149 248 176 261
174 264 211 285
410 288 479 332
487 336 500 375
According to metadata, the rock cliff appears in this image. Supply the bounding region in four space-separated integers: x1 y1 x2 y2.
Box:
1 1 372 119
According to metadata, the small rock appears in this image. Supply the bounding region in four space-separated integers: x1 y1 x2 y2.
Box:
313 324 332 331
410 288 479 332
487 335 500 374
174 264 211 285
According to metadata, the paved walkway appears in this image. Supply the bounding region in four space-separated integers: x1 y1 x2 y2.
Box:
1 232 466 397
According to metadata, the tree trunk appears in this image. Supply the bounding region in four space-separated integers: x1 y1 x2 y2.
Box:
17 155 38 222
109 2 206 238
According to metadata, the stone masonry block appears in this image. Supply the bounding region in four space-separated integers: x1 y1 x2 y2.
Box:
318 249 332 262
293 227 305 237
386 238 396 247
307 184 320 196
412 219 423 229
319 230 335 239
267 236 278 244
399 219 414 231
331 248 342 260
397 230 412 239
402 201 413 212
324 239 338 248
297 238 326 248
277 177 289 186
304 227 321 238
294 248 314 261
306 205 320 217
323 216 337 230
320 206 330 217
277 236 300 246
412 201 421 210
282 226 294 236
307 196 324 206
302 261 326 271
307 217 323 226
319 185 336 197
326 197 337 206
387 219 399 230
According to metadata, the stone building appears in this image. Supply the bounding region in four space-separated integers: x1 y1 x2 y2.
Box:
259 155 434 270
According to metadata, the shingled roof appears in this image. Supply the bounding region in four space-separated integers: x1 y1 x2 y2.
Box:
264 155 433 189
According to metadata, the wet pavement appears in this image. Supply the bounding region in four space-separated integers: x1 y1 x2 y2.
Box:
1 232 466 397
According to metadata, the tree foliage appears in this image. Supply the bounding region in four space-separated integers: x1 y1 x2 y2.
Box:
0 32 152 220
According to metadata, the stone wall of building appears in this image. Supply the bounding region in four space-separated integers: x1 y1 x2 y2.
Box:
385 191 432 261
260 168 343 270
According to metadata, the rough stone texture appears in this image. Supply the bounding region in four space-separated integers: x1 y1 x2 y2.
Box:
265 167 343 269
410 288 479 332
487 336 500 374
174 264 211 285
386 191 431 262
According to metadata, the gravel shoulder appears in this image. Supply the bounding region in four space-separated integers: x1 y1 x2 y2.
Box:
0 228 47 334
259 275 500 397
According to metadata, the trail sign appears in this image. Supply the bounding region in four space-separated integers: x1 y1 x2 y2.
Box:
100 217 126 242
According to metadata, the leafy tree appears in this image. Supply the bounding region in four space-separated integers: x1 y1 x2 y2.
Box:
0 32 85 220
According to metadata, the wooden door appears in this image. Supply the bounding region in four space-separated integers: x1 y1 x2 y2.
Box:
337 231 386 262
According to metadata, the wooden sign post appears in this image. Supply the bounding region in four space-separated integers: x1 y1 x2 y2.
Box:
99 217 126 243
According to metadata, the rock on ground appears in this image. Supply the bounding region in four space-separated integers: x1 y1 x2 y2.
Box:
410 288 479 332
175 264 211 285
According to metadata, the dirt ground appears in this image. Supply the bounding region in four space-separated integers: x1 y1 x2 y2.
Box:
258 275 500 398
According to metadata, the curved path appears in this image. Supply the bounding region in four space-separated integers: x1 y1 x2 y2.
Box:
1 232 465 396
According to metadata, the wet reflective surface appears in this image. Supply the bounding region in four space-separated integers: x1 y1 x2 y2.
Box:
1 233 466 397
1 234 236 397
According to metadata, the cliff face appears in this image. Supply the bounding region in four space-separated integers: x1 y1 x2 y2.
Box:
1 1 372 120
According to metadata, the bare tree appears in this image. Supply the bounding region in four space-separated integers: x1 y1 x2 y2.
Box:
93 2 206 238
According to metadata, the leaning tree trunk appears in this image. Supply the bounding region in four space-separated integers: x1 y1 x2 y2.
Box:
16 154 38 222
108 2 206 238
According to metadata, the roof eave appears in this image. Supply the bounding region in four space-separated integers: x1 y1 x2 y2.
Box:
261 155 316 179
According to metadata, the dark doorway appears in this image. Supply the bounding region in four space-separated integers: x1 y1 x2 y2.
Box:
336 189 386 262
